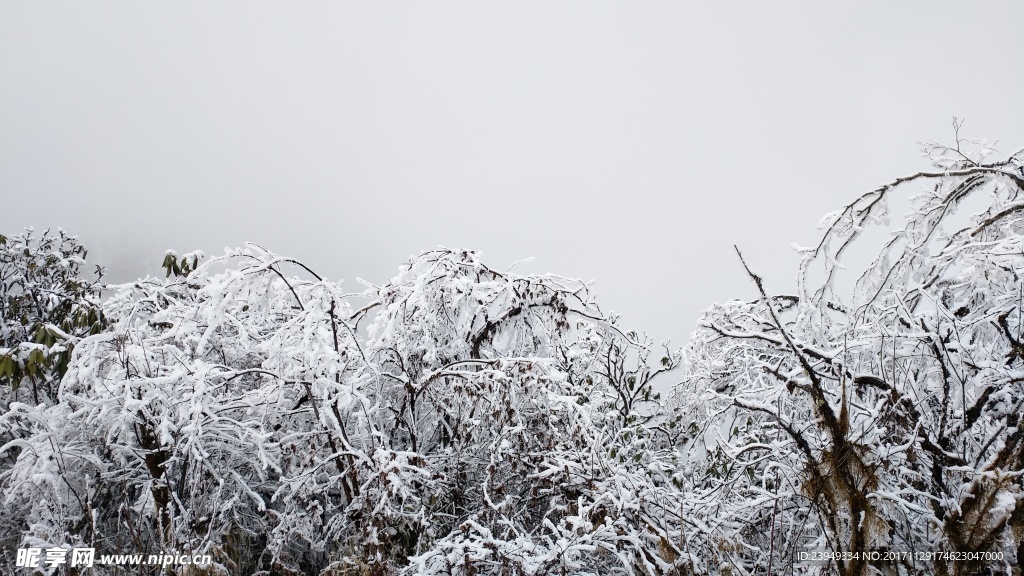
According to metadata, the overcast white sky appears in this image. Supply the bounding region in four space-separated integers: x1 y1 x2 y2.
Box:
1 2 1022 346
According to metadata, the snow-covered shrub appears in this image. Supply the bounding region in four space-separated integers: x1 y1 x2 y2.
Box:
0 228 107 563
0 228 106 405
1 246 686 576
9 134 1020 576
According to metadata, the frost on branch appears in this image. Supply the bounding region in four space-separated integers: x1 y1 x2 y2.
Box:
6 134 1021 575
0 245 686 575
683 138 1024 575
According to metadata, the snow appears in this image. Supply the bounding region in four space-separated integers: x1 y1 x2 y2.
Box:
3 141 1024 574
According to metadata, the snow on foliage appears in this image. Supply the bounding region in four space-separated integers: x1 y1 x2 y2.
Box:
0 245 685 575
1 134 1023 576
0 228 106 405
0 228 108 563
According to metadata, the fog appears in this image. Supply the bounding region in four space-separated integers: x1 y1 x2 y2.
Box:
2 2 1021 346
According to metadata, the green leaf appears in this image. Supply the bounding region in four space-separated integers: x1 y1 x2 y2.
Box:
28 348 46 365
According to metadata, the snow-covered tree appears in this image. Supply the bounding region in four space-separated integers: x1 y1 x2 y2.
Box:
10 131 1020 576
681 133 1024 576
0 228 106 405
1 245 686 575
0 228 107 562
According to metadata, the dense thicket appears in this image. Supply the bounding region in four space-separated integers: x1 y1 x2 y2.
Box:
1 245 686 575
1 136 1023 576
